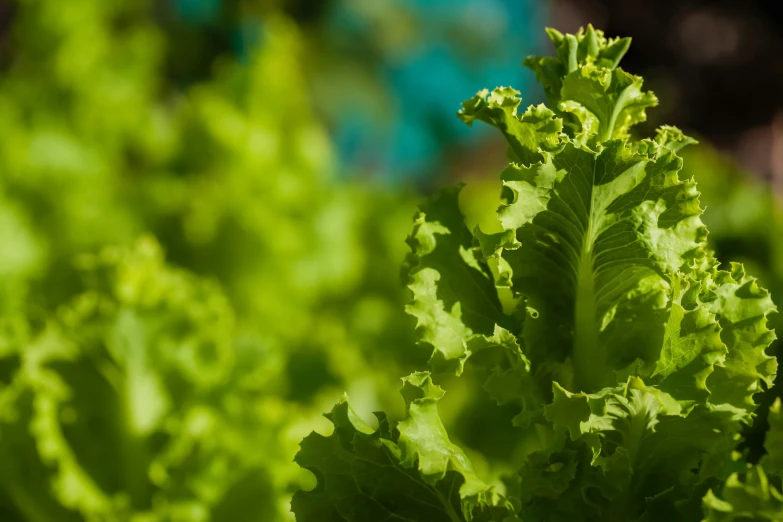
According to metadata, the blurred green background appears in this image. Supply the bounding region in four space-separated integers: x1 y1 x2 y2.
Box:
0 0 780 520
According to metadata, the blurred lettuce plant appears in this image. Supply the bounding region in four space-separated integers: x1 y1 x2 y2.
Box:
0 0 418 520
1 238 290 521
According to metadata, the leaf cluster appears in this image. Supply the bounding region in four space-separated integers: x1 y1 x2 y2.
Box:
293 26 781 522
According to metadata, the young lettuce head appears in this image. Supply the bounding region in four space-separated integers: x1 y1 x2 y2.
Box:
293 26 780 522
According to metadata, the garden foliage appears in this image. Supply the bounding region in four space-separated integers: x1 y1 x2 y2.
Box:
0 1 417 520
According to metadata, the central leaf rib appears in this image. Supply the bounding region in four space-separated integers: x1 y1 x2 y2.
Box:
574 237 602 392
573 179 603 393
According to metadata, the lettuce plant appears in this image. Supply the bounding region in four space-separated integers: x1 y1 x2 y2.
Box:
292 26 780 521
1 238 288 521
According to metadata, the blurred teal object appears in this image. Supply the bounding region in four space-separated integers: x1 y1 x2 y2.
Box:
173 0 222 23
319 0 548 181
164 0 548 182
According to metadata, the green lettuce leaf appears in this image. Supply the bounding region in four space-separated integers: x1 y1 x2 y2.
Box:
292 372 519 521
701 399 783 521
702 467 783 522
765 399 783 476
405 186 519 375
523 25 657 143
458 89 563 166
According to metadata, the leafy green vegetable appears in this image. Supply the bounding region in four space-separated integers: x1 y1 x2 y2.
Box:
702 398 783 521
293 372 519 522
294 25 779 522
765 399 783 475
702 467 783 522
